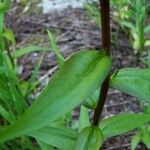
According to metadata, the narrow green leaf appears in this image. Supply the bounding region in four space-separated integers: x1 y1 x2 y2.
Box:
0 50 111 142
142 128 150 149
4 54 27 114
78 106 90 132
120 21 135 30
0 52 26 116
24 54 44 99
31 126 78 150
110 68 150 101
131 133 140 150
47 30 64 67
12 45 51 58
100 114 150 139
75 126 103 150
0 105 14 123
84 3 101 26
0 14 4 50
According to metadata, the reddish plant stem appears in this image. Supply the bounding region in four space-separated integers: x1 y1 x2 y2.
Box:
93 0 110 126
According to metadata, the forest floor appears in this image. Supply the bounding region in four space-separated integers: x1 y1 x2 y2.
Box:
5 7 148 150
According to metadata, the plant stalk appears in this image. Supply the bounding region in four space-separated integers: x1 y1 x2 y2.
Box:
93 0 110 126
0 14 4 51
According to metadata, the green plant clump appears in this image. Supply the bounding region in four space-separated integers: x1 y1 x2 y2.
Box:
1 0 150 150
85 0 150 55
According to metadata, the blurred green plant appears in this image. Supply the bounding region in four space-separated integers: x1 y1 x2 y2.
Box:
84 2 101 26
1 0 150 150
140 51 150 68
120 0 150 54
111 0 132 20
116 1 150 148
84 0 150 55
18 0 42 14
131 103 150 150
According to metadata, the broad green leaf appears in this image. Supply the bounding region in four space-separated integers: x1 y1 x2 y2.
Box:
131 133 140 150
0 50 111 142
75 126 103 150
30 126 78 150
0 67 7 73
100 114 150 139
78 106 90 132
110 68 150 101
12 45 51 58
0 0 11 14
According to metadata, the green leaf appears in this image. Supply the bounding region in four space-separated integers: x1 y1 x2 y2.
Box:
31 126 78 150
142 128 150 149
110 68 150 101
3 29 16 44
75 126 103 150
84 3 101 26
47 30 64 67
12 45 51 58
0 67 7 73
24 54 44 99
0 52 26 116
131 133 140 150
37 140 53 150
4 53 27 114
83 89 100 109
120 21 135 30
78 106 90 132
0 50 111 142
145 40 150 46
0 14 4 50
144 25 150 33
0 105 14 123
100 114 150 139
0 0 11 14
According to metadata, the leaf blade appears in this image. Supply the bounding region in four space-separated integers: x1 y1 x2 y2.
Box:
12 45 51 58
75 126 103 150
0 50 111 142
110 68 150 101
100 114 150 139
31 126 78 150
